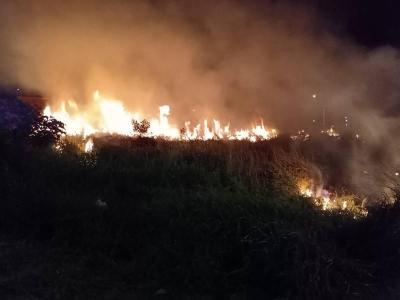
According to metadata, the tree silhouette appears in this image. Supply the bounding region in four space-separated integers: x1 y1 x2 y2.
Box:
29 115 66 147
132 119 150 136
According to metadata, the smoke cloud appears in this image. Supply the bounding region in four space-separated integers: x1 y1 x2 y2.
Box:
1 0 400 200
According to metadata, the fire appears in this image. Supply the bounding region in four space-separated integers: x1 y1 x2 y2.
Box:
149 105 180 139
84 138 94 153
321 126 340 137
299 180 337 211
44 91 278 141
299 181 334 211
298 179 315 198
298 178 368 215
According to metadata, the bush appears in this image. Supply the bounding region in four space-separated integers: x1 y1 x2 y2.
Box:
132 119 150 136
29 115 66 147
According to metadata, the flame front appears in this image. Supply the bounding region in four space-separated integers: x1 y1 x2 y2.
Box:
44 91 278 141
298 178 368 216
44 91 370 216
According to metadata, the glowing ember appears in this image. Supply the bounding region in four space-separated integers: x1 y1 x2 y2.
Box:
321 126 340 137
44 91 278 141
298 178 368 216
291 129 310 141
299 182 334 211
297 175 369 214
342 200 348 210
321 189 331 211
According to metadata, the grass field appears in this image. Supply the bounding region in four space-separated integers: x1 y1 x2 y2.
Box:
0 135 399 299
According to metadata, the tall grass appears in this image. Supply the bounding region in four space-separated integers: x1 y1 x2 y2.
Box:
0 135 397 299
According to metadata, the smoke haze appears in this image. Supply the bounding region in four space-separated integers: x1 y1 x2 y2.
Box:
1 0 400 199
0 0 396 127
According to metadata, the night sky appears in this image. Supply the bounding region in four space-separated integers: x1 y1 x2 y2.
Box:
248 0 400 47
302 0 400 47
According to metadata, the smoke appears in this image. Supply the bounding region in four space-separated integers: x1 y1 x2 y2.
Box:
0 1 376 125
0 0 400 200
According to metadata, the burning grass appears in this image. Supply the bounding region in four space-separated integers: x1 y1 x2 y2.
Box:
0 135 398 299
44 91 278 141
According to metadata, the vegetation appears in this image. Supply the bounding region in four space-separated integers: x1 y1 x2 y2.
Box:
0 131 399 299
29 115 66 147
132 119 150 136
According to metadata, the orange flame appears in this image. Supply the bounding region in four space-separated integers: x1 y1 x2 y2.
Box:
44 91 278 141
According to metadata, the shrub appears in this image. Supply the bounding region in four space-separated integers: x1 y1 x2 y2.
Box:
132 119 150 136
29 115 66 147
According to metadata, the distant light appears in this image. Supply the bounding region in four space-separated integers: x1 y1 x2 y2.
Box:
396 172 399 177
312 119 316 123
312 94 317 99
355 134 359 139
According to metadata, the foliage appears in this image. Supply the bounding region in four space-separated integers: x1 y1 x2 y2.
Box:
132 118 150 135
29 115 66 147
0 137 395 299
0 94 66 147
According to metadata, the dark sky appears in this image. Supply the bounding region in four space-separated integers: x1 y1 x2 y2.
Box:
301 0 400 47
154 0 400 48
248 0 400 47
